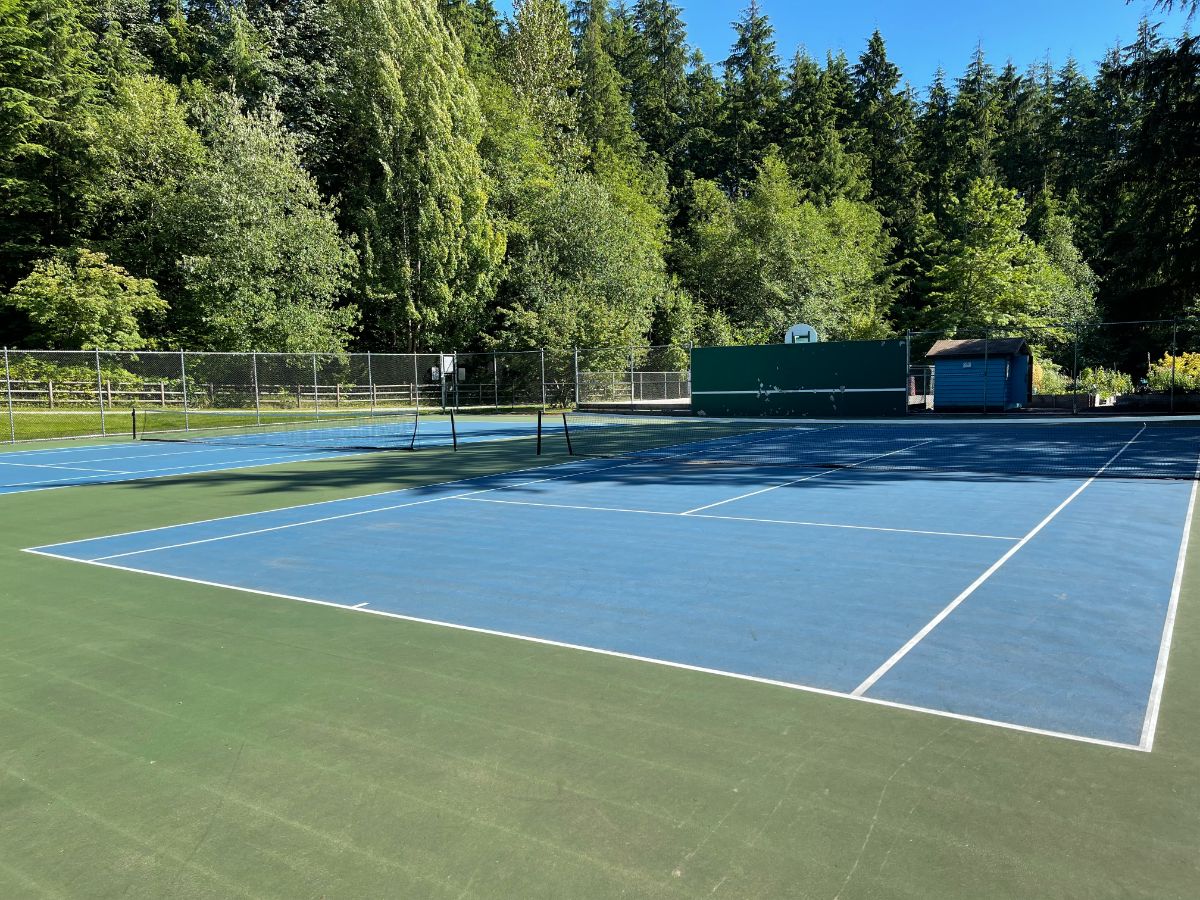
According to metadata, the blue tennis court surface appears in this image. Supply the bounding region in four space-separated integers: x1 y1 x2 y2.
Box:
0 417 537 495
28 425 1197 751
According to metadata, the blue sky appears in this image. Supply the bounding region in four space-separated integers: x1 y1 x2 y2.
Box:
495 1 1192 90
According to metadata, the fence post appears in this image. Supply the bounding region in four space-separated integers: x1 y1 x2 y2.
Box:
905 331 913 416
251 352 261 424
312 353 320 416
366 351 375 412
493 350 499 410
1071 324 1080 416
3 348 14 443
95 349 107 435
981 331 989 415
452 350 459 411
180 350 189 430
412 352 420 414
540 348 546 409
573 347 580 407
629 347 636 405
1171 320 1178 414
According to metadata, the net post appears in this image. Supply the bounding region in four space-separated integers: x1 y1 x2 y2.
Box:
1171 320 1178 414
450 410 457 451
312 353 319 417
252 352 261 424
493 350 499 409
366 351 375 412
95 349 107 435
536 409 543 455
573 347 580 408
180 350 189 430
3 347 15 443
562 412 574 456
131 408 137 440
539 349 546 409
409 405 420 451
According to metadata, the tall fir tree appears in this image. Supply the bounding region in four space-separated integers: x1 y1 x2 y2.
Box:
850 32 923 238
777 50 863 203
718 0 783 194
628 0 690 169
573 0 638 159
950 46 1001 190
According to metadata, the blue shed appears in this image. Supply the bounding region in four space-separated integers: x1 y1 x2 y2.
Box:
925 338 1032 411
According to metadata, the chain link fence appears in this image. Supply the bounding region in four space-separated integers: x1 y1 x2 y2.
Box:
907 320 1200 414
2 345 694 442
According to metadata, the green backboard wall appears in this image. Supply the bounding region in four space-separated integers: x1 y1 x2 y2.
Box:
691 341 908 417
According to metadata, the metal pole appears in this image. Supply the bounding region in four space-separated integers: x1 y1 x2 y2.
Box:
251 352 261 424
981 331 989 415
1171 320 1178 414
312 353 319 416
95 349 107 435
629 347 636 406
180 350 189 430
453 350 459 411
367 352 375 412
413 352 420 414
1071 324 1080 416
573 347 580 407
905 331 913 415
3 348 15 443
540 348 546 409
493 351 499 409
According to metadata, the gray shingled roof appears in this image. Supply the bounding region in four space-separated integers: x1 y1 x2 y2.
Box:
925 338 1030 359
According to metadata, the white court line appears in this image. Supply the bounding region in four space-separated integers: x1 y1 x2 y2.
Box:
458 495 1021 541
851 424 1148 698
81 454 671 562
0 460 135 474
680 440 936 515
1138 446 1200 750
18 547 1144 753
1 451 350 491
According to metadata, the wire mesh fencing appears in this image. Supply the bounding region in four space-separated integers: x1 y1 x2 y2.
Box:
1 345 694 443
906 320 1200 414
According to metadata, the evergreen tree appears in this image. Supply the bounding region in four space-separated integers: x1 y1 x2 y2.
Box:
777 50 864 202
850 31 924 239
0 0 101 288
950 46 1001 189
628 0 690 167
718 0 783 194
573 0 638 159
917 68 955 218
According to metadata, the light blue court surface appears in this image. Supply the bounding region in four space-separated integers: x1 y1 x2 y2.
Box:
0 417 538 495
30 436 1197 750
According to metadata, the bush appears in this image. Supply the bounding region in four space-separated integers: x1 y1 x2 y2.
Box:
1147 353 1200 392
1077 366 1133 399
1033 360 1071 394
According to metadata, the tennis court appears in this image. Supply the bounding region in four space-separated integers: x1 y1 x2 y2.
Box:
25 416 1197 749
0 412 539 495
5 411 1200 897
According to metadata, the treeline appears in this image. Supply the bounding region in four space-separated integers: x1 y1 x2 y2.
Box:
1 0 1197 354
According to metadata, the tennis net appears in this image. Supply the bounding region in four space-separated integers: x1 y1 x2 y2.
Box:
134 408 425 452
539 412 1200 480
